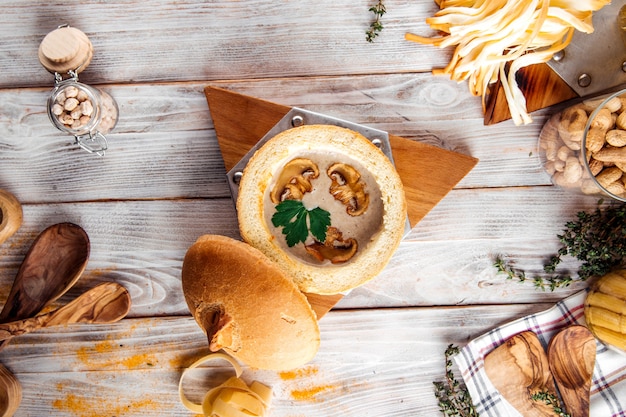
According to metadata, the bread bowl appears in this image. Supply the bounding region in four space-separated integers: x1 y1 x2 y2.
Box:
237 124 407 295
182 234 320 371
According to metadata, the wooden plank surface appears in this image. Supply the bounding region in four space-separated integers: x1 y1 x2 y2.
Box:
0 303 552 417
0 1 615 416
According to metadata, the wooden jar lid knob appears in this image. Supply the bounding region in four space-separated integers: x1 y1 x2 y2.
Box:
38 26 93 75
0 189 23 246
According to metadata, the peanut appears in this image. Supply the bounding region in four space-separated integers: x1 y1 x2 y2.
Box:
554 159 565 172
616 161 626 172
606 129 626 147
563 107 588 132
596 166 623 188
616 111 626 130
593 147 626 163
605 181 626 196
588 158 604 176
542 92 626 198
590 108 613 131
563 156 582 184
604 97 623 113
581 179 600 195
557 145 573 161
585 128 606 153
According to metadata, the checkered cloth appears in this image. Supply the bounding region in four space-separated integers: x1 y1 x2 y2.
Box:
455 291 626 417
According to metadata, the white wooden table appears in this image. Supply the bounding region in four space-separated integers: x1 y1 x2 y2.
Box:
0 1 608 416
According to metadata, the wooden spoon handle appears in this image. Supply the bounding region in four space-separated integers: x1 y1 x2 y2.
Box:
0 282 131 342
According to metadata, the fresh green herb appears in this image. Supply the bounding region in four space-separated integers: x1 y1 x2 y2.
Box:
495 202 626 291
366 0 386 43
433 344 479 417
271 200 331 247
531 391 571 417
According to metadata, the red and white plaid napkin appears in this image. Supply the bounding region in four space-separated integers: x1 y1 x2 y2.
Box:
455 290 626 417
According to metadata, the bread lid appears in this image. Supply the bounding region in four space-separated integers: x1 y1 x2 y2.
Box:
182 234 320 371
237 124 407 295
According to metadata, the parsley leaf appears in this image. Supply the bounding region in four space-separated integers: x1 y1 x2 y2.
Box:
271 200 331 247
308 207 331 242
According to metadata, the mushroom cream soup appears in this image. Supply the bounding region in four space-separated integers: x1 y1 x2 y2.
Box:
264 150 384 266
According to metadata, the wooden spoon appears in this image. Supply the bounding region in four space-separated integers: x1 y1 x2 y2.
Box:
0 282 131 341
0 222 90 350
484 331 559 417
0 190 22 246
0 364 21 417
548 325 596 417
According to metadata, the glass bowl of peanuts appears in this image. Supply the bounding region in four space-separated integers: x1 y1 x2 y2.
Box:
539 88 626 201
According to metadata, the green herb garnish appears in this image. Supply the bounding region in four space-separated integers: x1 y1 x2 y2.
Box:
271 200 331 247
366 0 386 43
495 201 626 291
531 391 571 417
433 344 479 417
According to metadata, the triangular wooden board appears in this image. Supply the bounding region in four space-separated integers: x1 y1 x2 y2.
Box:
484 63 578 125
204 86 478 318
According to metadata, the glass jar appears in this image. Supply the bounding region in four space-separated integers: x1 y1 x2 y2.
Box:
46 76 118 156
538 88 626 201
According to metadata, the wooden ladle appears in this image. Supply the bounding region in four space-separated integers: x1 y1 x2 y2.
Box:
0 222 90 350
548 325 596 417
0 282 131 341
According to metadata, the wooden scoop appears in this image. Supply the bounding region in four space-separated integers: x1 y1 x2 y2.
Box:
0 222 90 350
0 282 130 341
0 363 21 417
548 325 596 417
484 331 559 417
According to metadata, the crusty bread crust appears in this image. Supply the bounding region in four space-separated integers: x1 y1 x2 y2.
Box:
182 234 320 371
237 124 407 295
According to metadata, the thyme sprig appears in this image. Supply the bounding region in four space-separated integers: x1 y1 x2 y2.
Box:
531 391 571 417
366 0 386 42
433 344 479 417
495 202 626 291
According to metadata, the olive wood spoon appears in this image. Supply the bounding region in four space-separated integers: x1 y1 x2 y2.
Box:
548 325 596 417
0 222 90 350
0 190 22 247
0 282 130 341
484 331 559 417
0 363 21 417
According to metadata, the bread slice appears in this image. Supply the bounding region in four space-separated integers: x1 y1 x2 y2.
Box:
182 234 320 371
237 124 407 295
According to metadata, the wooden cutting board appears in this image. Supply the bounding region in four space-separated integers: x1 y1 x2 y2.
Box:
204 86 478 318
484 63 578 125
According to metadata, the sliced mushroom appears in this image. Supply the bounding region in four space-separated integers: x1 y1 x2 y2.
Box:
327 163 369 216
305 226 358 264
270 158 320 203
